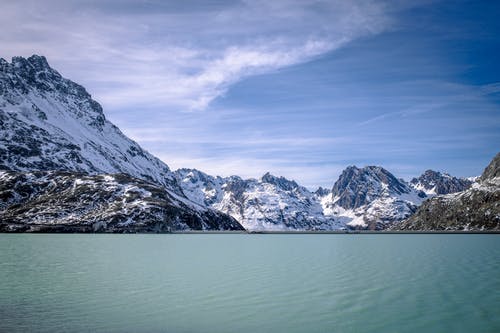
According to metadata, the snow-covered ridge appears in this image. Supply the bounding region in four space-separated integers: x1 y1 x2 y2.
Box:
174 169 342 231
0 55 180 193
175 166 432 230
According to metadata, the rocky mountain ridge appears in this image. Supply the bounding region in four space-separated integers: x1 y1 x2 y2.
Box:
394 153 500 231
174 166 431 230
174 169 339 230
410 169 472 195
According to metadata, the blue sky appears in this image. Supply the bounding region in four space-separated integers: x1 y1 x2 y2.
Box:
1 0 499 188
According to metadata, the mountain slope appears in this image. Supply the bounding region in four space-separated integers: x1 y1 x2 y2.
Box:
0 55 179 192
394 153 500 231
0 170 243 232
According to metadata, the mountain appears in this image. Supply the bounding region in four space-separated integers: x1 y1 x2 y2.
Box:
394 153 500 231
0 55 180 192
320 166 428 230
175 166 432 231
410 170 472 195
0 55 244 232
174 169 341 230
2 55 491 232
0 170 243 232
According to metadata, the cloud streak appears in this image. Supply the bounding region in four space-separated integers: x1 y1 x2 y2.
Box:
0 0 389 111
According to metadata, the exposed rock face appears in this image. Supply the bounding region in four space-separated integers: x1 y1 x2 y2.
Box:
410 170 472 195
331 166 419 210
319 166 427 230
0 170 244 232
479 152 500 181
394 153 500 231
0 55 180 192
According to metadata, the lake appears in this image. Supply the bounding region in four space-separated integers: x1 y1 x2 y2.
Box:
0 234 498 332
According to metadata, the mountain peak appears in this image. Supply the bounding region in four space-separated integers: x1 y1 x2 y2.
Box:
11 55 52 73
410 169 472 195
261 172 299 191
331 165 411 209
0 54 182 194
314 186 331 197
479 152 500 182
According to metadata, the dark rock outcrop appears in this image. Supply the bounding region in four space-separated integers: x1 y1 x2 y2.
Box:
331 166 418 209
410 169 472 195
394 153 500 231
0 170 244 232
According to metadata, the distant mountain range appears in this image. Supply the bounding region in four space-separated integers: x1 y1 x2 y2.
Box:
1 55 497 232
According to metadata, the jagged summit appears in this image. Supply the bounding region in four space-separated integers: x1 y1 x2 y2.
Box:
260 172 299 191
11 55 51 71
314 186 331 197
331 165 413 210
410 169 472 195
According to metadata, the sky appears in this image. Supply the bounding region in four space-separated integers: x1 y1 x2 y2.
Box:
1 0 499 189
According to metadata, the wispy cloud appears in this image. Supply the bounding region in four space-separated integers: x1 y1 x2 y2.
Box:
2 0 498 187
0 0 389 111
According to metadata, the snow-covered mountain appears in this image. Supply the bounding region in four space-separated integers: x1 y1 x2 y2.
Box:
0 55 180 192
174 169 342 230
175 166 431 230
394 153 500 231
0 55 244 231
410 170 472 195
319 166 428 229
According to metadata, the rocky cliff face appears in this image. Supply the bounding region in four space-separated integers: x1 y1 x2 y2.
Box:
320 166 427 230
330 166 420 209
410 170 472 195
394 153 500 231
0 55 244 232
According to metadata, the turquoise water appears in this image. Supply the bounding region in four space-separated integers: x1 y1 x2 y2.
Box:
0 234 498 333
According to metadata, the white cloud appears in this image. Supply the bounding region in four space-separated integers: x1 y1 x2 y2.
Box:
0 0 390 111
